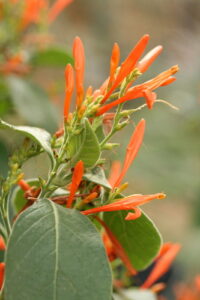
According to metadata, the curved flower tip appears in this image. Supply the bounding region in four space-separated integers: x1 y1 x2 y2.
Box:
125 207 142 221
64 64 74 120
48 0 73 23
73 36 85 108
137 45 163 73
109 42 120 86
17 179 31 192
108 161 121 188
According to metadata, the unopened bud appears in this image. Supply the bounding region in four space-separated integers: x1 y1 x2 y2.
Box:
117 182 128 193
102 143 120 150
115 120 129 130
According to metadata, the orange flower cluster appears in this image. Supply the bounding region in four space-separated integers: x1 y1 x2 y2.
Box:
14 0 73 29
63 35 179 120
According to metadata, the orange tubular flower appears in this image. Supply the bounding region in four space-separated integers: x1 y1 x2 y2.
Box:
20 0 47 29
66 160 84 208
64 64 74 121
17 179 31 192
0 236 5 250
113 119 145 188
48 0 73 23
96 65 179 115
108 161 121 188
141 243 181 289
73 37 85 109
137 45 163 73
82 193 165 221
102 34 150 104
97 217 137 275
0 263 5 290
108 42 120 87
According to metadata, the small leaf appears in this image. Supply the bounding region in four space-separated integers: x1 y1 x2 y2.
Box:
6 76 59 132
31 48 73 67
71 119 100 168
84 166 111 189
4 199 112 300
95 125 105 142
0 119 55 168
104 210 162 270
113 289 156 300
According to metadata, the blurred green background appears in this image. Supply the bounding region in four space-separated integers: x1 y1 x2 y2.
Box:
1 0 200 282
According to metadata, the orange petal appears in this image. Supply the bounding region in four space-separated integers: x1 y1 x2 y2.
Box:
108 42 120 86
64 64 74 120
73 37 85 108
0 236 5 250
113 119 145 187
125 207 142 221
143 89 157 109
137 45 163 73
17 179 31 192
0 263 5 290
108 161 121 188
66 160 84 208
48 0 73 23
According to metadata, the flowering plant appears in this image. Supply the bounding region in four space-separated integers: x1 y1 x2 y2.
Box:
0 34 180 300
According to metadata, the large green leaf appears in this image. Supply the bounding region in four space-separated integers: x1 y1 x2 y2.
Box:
31 48 73 67
104 210 162 270
4 199 112 300
84 166 111 189
0 119 55 168
71 119 100 168
6 76 59 132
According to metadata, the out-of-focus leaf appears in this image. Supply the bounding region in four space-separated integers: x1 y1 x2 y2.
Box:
6 76 59 132
0 119 55 167
31 48 73 67
71 119 100 168
4 199 112 300
104 210 162 270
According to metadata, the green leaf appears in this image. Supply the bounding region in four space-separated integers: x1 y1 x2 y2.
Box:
0 141 8 177
84 166 111 189
0 119 55 168
104 210 162 270
31 48 73 67
95 125 105 142
6 76 59 132
4 199 112 300
71 119 100 168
